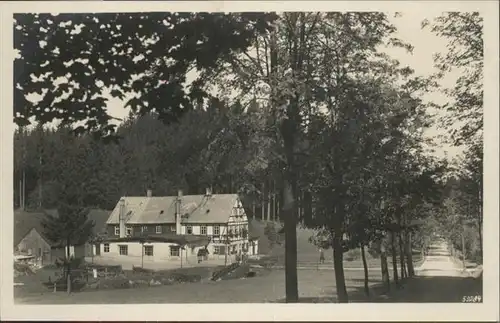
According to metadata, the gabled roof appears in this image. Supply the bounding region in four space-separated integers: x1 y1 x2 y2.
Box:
106 194 241 225
14 209 58 247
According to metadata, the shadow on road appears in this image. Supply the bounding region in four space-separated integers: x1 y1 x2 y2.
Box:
271 275 483 303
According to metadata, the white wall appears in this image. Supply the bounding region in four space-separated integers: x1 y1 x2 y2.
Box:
97 242 211 262
95 240 259 262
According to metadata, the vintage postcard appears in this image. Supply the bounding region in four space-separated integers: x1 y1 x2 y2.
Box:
1 1 498 321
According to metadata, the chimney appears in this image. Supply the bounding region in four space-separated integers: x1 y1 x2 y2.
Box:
118 198 126 238
176 190 183 234
146 189 152 197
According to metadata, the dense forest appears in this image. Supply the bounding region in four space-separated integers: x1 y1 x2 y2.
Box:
13 11 483 302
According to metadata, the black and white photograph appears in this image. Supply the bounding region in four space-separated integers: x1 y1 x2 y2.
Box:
1 1 498 321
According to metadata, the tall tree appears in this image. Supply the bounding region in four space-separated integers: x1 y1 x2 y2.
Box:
14 12 277 135
422 12 483 146
41 203 94 293
209 11 416 303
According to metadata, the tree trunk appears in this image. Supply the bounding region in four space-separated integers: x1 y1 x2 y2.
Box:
461 226 466 269
261 183 265 221
19 179 23 210
333 230 348 302
283 179 298 302
405 231 415 277
303 191 312 226
267 180 271 222
477 222 482 261
66 240 72 294
272 184 276 222
477 191 483 262
361 244 369 297
39 152 43 208
390 231 399 286
398 232 406 279
380 239 390 293
22 171 26 210
297 189 301 223
252 200 256 220
276 191 280 222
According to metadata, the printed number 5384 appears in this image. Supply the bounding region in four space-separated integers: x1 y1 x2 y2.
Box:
462 295 482 303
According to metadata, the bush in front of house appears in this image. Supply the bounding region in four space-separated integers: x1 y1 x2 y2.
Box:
220 264 251 281
97 278 132 290
167 272 202 283
132 266 155 274
82 266 212 291
210 263 254 281
211 262 239 281
43 275 87 292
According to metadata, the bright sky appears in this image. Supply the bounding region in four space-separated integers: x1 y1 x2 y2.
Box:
385 13 465 160
21 12 466 161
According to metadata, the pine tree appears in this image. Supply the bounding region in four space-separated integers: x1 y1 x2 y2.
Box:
41 203 94 293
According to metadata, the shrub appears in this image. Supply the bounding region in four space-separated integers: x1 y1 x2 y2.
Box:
132 266 154 274
168 273 202 283
99 278 131 290
14 263 35 276
343 248 361 262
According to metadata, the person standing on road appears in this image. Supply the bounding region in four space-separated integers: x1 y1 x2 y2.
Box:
319 247 325 264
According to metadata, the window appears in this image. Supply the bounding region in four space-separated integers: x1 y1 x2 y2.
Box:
213 225 220 235
126 226 132 236
114 226 119 235
144 245 154 256
170 246 180 257
142 226 148 233
104 244 110 253
119 245 128 255
200 225 207 235
186 225 193 235
213 246 221 255
156 225 162 234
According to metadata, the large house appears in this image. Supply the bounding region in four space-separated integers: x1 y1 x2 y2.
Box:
99 189 259 264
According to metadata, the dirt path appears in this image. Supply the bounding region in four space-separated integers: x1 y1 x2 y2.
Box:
378 239 483 303
416 239 464 277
